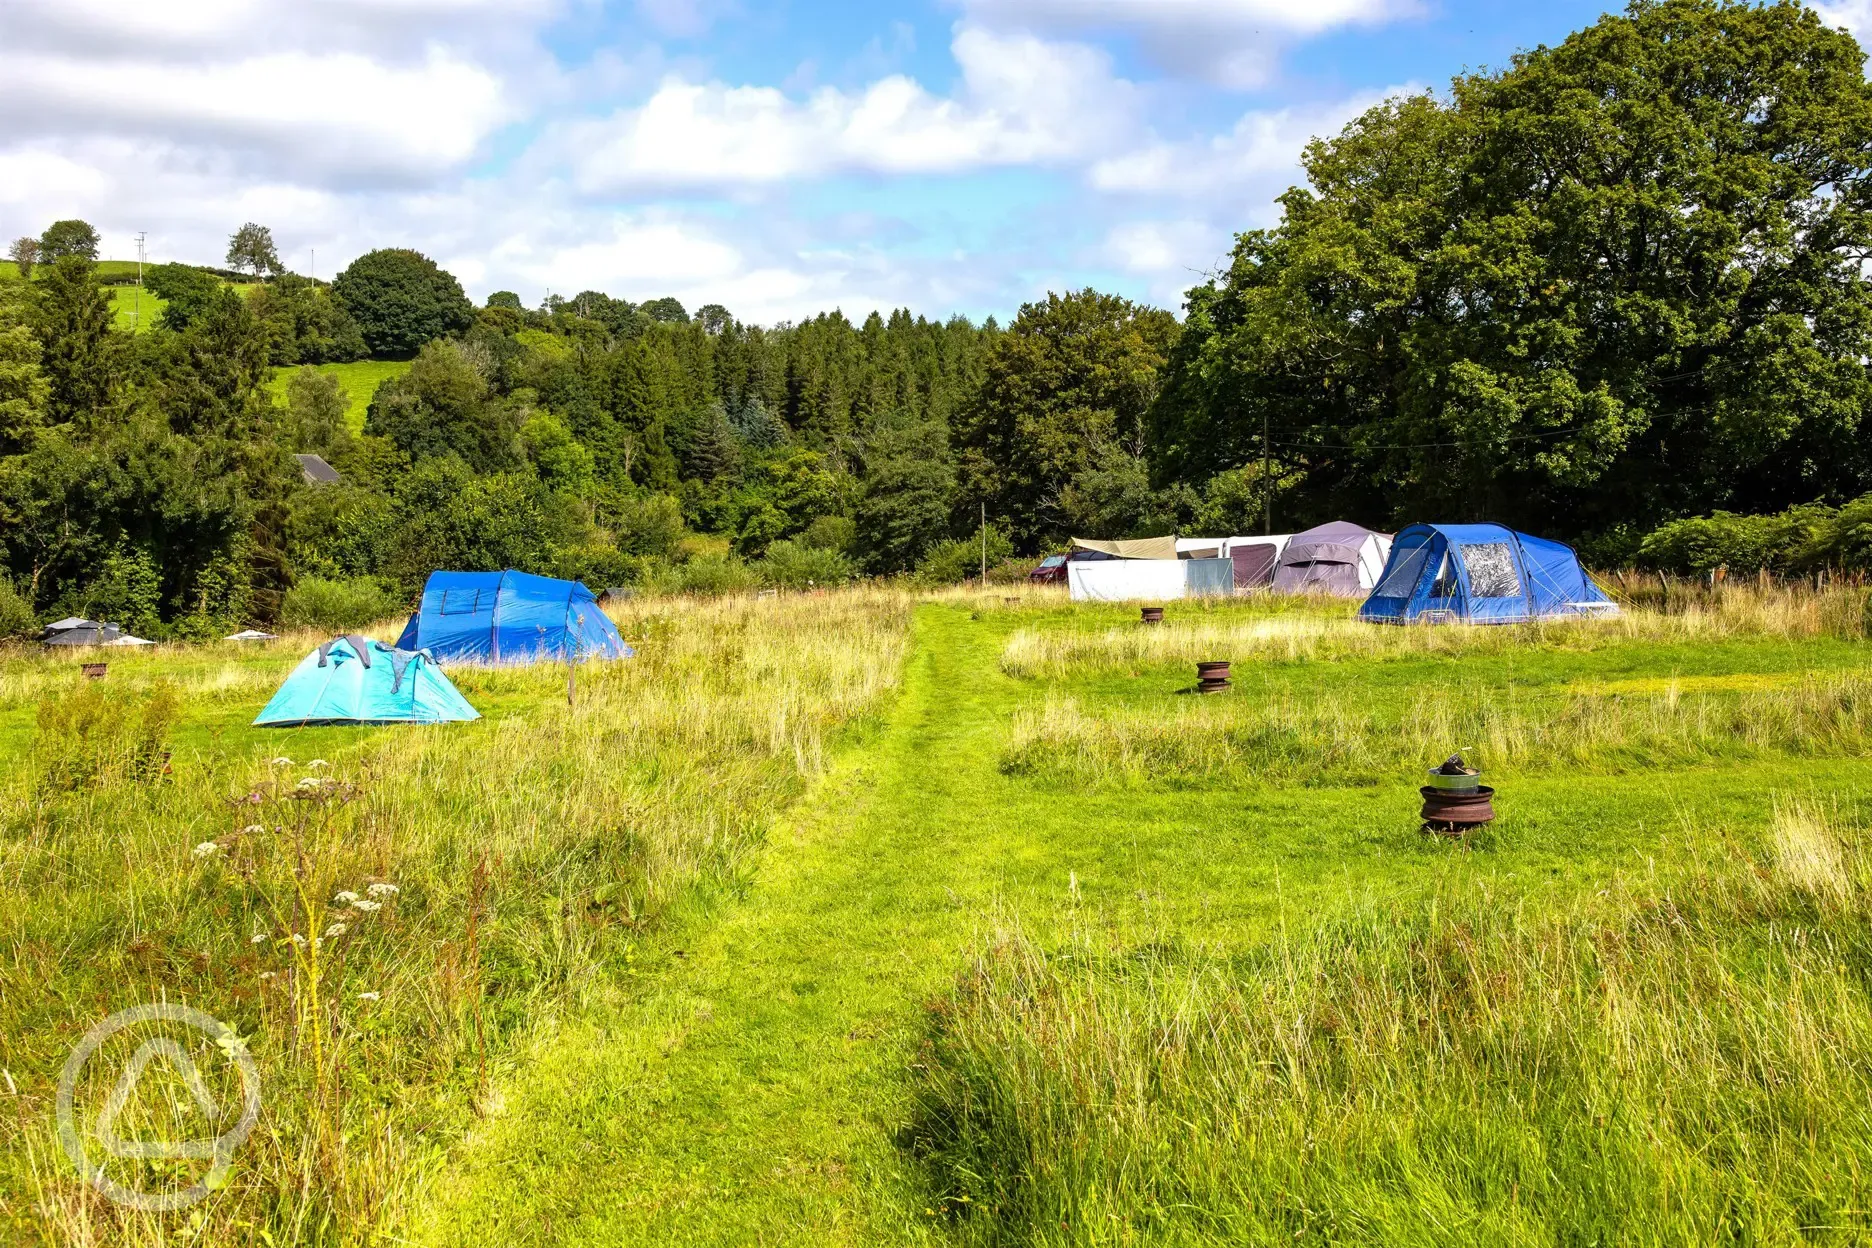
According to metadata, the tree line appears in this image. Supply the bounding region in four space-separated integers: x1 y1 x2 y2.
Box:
3 0 1871 637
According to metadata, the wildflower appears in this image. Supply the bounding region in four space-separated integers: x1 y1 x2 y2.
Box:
250 933 266 944
308 759 331 769
270 757 293 767
351 899 382 913
323 922 348 938
241 824 264 836
296 776 321 790
333 890 360 906
357 992 380 1002
259 971 277 981
289 933 307 947
366 882 399 899
192 842 221 860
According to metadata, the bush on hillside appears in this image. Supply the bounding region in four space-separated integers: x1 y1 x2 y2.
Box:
333 249 475 359
144 263 225 332
281 576 406 632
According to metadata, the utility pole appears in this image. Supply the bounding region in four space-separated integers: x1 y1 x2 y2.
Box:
1262 410 1272 536
133 232 146 330
310 247 315 284
980 502 987 582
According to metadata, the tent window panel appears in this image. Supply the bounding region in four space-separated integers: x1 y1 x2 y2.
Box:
439 589 488 615
1461 543 1522 597
1429 552 1460 598
1374 543 1433 597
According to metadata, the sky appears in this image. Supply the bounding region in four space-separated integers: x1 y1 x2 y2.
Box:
2 0 1867 324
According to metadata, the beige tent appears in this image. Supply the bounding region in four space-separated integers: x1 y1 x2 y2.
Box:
1071 536 1180 561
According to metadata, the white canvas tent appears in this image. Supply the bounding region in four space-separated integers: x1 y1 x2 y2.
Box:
1068 559 1188 602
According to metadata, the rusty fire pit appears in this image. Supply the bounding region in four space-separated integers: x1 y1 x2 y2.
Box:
1141 606 1165 625
1196 660 1231 694
1420 785 1495 837
80 663 108 680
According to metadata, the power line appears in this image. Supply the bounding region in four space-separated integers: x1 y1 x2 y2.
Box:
1269 423 1598 452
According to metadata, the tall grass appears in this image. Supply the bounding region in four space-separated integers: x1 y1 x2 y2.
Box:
909 801 1872 1245
1006 673 1872 785
1001 582 1872 680
0 587 911 1245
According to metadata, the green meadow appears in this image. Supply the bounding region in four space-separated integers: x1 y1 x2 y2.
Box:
5 583 1872 1245
268 360 412 433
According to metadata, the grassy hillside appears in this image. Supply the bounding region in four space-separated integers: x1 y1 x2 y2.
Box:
6 584 1872 1244
268 359 412 432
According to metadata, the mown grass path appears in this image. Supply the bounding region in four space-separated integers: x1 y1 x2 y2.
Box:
412 603 1843 1245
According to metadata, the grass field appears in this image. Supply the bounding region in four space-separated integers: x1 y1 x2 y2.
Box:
268 360 412 432
4 584 1871 1245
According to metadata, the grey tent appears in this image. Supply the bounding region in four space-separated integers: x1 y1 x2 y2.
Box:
1271 522 1394 596
42 618 121 646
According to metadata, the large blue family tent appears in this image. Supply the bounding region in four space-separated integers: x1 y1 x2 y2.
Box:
254 636 480 726
1359 523 1619 625
394 571 632 665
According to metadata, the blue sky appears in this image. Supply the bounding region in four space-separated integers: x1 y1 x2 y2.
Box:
1 0 1864 323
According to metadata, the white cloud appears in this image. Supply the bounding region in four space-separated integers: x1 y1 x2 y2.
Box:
959 0 1418 87
1815 1 1872 41
964 0 1405 36
1091 89 1399 201
0 49 512 181
562 26 1137 191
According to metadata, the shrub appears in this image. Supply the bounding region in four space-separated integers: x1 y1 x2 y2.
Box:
760 539 855 590
0 576 35 639
644 553 758 597
281 576 406 632
35 682 179 791
917 526 1015 585
1635 497 1872 575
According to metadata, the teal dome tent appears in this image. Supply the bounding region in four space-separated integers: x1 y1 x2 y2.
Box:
254 636 480 727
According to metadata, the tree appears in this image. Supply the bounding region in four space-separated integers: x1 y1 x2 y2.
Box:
1150 0 1872 538
487 291 523 310
332 248 475 358
31 255 116 426
39 220 100 263
854 419 957 572
226 222 283 279
284 368 350 456
143 264 225 332
0 282 48 454
640 297 688 324
7 238 39 281
248 275 367 365
953 289 1179 550
364 339 519 471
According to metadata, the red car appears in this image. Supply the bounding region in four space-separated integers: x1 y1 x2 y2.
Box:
1029 553 1069 583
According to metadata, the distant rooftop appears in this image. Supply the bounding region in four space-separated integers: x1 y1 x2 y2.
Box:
295 453 340 484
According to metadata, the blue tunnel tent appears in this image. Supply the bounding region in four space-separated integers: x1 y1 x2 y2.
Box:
1359 523 1619 625
394 570 633 665
254 636 480 726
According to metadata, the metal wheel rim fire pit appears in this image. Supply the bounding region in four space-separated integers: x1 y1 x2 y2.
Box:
1196 660 1231 694
1141 606 1165 625
1420 784 1495 836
